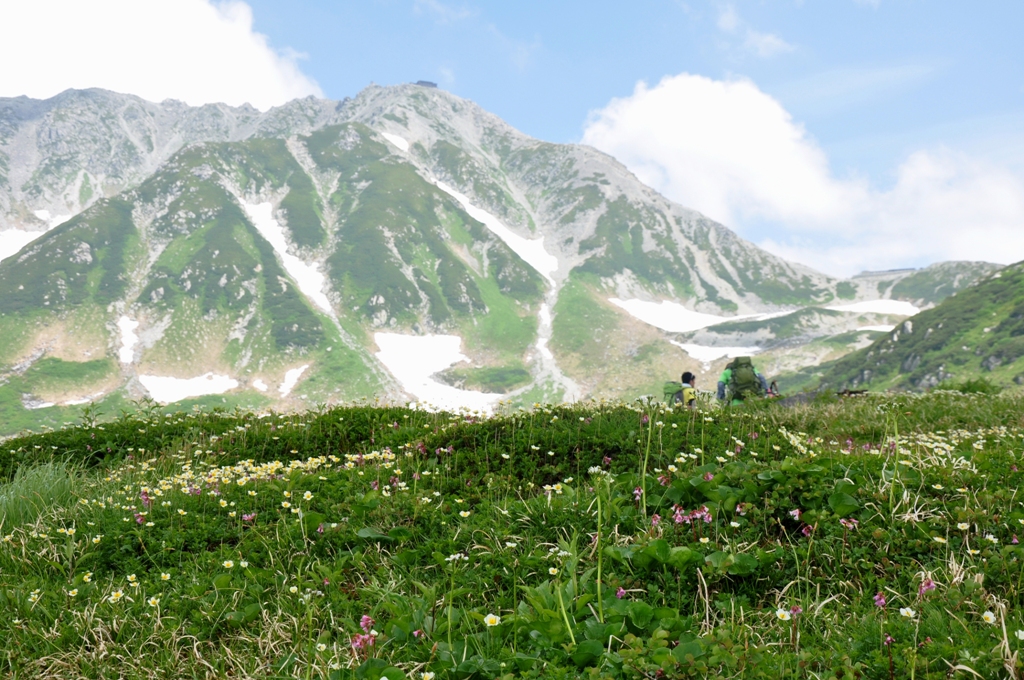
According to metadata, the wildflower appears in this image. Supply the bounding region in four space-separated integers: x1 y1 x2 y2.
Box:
219 499 228 507
699 537 710 544
932 536 947 544
633 486 643 501
985 534 999 544
289 586 298 593
160 573 171 581
982 611 996 624
549 567 559 576
316 643 327 652
240 561 249 568
790 605 803 617
223 560 234 569
789 509 802 521
874 592 886 608
968 549 980 555
83 572 93 583
68 589 78 597
651 514 661 527
303 491 313 501
884 634 894 647
957 522 970 531
702 472 714 482
730 521 741 528
360 615 375 633
505 542 517 548
459 510 471 518
148 596 160 607
283 491 291 498
932 484 943 490
1015 630 1024 641
900 607 916 619
422 673 435 680
92 535 102 544
776 608 791 621
281 501 291 508
616 587 627 599
109 590 124 603
839 518 858 530
178 509 187 515
918 578 936 596
28 590 40 603
483 613 501 627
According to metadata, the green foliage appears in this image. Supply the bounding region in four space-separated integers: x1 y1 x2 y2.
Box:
1 393 1022 677
551 276 617 362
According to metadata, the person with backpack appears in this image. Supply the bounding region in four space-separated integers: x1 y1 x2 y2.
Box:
664 371 698 407
717 357 768 405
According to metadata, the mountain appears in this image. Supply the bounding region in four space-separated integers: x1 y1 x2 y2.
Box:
809 261 1024 391
0 85 1003 430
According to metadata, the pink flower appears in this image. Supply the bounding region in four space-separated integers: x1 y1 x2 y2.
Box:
317 523 325 534
874 592 886 608
242 513 257 522
370 480 379 491
658 475 670 487
1013 535 1019 545
413 629 423 638
884 634 894 647
789 509 802 521
918 578 936 597
801 525 813 537
602 456 612 466
641 414 649 424
703 472 714 482
413 473 421 481
134 513 145 525
673 506 686 525
790 605 803 616
360 615 375 633
651 514 661 527
839 518 858 530
633 486 643 502
615 587 626 599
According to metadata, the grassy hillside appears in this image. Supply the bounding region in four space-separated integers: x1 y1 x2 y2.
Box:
1 395 1023 678
816 261 1024 392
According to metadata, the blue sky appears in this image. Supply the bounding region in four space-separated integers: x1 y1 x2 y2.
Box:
2 0 1023 275
243 1 1024 182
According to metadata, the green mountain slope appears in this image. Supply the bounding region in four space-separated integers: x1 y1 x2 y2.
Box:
813 261 1024 391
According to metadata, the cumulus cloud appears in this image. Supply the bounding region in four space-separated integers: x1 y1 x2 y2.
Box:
582 73 1024 276
0 0 321 110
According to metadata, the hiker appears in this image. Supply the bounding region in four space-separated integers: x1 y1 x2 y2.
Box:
678 371 697 408
717 357 769 405
664 371 698 407
768 380 780 397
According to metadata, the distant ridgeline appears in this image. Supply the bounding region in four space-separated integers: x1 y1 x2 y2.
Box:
0 84 1006 434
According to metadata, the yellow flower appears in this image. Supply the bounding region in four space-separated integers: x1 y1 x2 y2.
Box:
484 613 501 627
83 572 93 583
178 509 187 516
219 499 228 507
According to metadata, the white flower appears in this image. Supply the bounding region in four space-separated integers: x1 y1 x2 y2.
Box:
900 607 916 619
775 608 791 621
483 613 501 627
982 611 996 624
1015 629 1024 640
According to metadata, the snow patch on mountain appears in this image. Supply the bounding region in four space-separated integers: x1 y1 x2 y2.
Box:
671 341 761 370
826 300 919 316
242 202 333 315
139 373 239 403
117 317 139 364
0 229 40 263
610 298 744 333
857 324 896 332
434 181 558 284
380 132 410 152
253 379 269 392
374 332 501 412
279 365 309 397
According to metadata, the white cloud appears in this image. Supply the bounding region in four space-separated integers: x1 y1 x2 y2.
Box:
717 4 794 59
582 73 1024 276
0 0 321 110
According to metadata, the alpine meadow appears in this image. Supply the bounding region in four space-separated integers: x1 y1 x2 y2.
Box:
0 32 1023 680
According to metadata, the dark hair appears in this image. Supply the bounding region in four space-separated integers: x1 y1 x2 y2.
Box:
681 371 695 384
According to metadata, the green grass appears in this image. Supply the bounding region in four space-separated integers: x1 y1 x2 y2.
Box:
1 393 1022 678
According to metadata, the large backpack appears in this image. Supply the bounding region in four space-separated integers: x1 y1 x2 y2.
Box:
728 357 764 401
